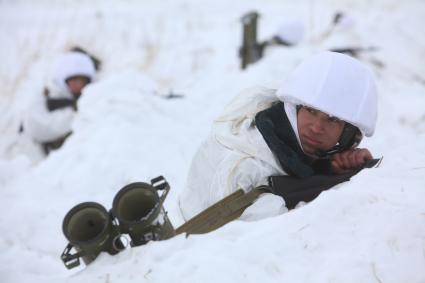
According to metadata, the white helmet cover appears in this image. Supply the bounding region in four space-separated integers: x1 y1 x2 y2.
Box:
51 51 96 93
275 20 305 46
276 51 378 137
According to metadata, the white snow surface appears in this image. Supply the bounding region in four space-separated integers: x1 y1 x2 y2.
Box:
1 0 425 282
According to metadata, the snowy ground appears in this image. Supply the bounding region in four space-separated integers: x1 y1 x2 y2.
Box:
0 0 424 282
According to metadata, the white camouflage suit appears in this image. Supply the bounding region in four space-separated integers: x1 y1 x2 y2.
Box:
23 52 96 144
179 51 378 221
179 87 294 221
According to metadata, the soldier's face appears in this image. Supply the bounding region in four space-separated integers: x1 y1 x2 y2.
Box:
297 106 345 156
66 76 90 99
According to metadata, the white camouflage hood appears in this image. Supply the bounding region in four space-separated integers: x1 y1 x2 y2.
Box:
276 51 378 137
49 51 96 98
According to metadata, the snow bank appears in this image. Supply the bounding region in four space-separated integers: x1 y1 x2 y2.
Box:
0 0 424 282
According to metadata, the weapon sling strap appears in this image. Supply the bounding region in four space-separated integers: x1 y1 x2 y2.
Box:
176 186 271 235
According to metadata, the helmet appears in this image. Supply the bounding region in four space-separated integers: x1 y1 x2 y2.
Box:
277 51 378 156
275 19 305 46
51 51 96 94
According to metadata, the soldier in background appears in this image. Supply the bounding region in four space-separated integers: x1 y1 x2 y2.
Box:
23 50 97 155
262 19 305 48
239 12 305 69
239 11 377 69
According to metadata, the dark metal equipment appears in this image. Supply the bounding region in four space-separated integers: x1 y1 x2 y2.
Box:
61 176 174 269
239 11 263 70
112 177 175 247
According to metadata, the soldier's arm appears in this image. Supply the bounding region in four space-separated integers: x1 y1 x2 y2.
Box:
24 94 75 143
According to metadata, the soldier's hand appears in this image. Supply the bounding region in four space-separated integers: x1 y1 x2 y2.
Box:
331 148 373 174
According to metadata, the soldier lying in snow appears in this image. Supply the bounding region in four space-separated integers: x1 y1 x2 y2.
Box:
179 51 378 221
23 51 97 155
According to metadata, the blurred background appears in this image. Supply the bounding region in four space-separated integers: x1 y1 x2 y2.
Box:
0 0 424 282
